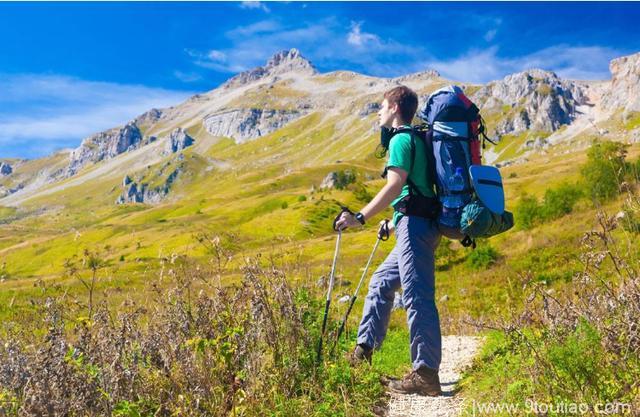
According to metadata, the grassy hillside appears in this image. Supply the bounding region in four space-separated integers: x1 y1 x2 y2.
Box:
1 69 640 415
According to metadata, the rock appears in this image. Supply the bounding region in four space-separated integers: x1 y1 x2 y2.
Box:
0 162 12 176
523 136 549 150
203 108 303 143
320 172 338 189
222 48 318 89
116 163 184 204
134 108 163 127
602 52 640 117
337 295 350 303
320 170 356 190
439 294 449 302
393 69 440 83
359 102 380 117
163 128 194 154
471 69 586 135
67 122 143 176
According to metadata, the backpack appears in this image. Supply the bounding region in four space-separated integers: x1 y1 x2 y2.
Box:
384 85 513 248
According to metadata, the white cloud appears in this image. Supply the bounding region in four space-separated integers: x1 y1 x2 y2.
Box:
207 50 227 62
418 45 620 83
185 17 621 84
347 21 380 47
240 1 270 13
187 18 420 77
484 29 497 42
0 74 193 158
174 70 203 83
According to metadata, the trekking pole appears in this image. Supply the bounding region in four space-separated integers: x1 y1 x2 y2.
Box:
316 206 352 364
332 219 389 352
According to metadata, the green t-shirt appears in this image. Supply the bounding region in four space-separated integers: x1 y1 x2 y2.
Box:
386 127 436 226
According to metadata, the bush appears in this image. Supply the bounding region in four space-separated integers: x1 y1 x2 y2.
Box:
515 183 583 230
334 170 357 190
539 182 583 220
281 201 288 209
580 141 629 201
515 193 541 230
352 183 373 203
466 244 500 270
461 209 640 413
297 195 307 202
0 257 385 416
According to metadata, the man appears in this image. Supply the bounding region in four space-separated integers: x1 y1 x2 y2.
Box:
334 85 442 396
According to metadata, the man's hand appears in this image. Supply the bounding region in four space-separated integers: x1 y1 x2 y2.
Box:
334 211 361 231
378 219 394 238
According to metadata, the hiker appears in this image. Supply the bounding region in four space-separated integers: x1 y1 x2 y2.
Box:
334 85 442 396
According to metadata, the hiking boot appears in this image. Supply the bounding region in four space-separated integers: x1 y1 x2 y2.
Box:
388 366 442 396
347 343 373 366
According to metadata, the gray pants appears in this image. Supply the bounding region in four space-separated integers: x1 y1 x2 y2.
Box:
356 215 442 370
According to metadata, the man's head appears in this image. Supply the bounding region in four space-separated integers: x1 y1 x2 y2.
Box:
378 85 418 128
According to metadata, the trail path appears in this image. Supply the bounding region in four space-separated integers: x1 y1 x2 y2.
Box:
387 335 483 417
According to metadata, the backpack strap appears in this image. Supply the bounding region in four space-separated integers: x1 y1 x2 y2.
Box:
394 127 421 197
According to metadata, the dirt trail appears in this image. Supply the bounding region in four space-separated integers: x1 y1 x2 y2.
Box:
387 335 484 417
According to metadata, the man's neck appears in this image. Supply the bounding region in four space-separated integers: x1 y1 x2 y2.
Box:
391 117 410 129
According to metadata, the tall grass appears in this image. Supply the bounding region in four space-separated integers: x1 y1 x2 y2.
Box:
462 197 640 416
0 246 386 416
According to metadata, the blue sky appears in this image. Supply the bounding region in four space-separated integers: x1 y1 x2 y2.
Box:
1 1 639 159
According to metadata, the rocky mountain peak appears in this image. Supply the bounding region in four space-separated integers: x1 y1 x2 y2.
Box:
394 69 441 83
472 68 586 135
602 51 640 117
222 48 317 88
265 48 316 74
66 122 143 177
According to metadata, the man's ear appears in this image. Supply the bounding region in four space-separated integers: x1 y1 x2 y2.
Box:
390 102 399 116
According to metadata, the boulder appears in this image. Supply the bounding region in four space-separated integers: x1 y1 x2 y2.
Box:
163 128 195 154
0 162 12 176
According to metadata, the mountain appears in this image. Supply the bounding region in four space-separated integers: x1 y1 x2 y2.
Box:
471 69 586 135
601 51 640 119
1 48 639 210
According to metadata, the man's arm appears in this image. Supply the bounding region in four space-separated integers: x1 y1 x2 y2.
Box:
334 167 407 230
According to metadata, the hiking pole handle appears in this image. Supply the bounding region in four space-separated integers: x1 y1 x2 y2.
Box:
377 219 390 241
333 206 354 231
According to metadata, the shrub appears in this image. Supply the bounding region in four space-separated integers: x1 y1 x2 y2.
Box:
580 141 629 201
352 183 373 203
515 183 583 230
462 210 640 413
281 201 288 209
0 257 384 416
334 170 357 190
297 195 307 202
435 240 459 271
515 193 541 230
466 244 500 270
539 182 583 220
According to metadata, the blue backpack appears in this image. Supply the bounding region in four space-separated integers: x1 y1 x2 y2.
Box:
418 85 513 247
380 86 512 248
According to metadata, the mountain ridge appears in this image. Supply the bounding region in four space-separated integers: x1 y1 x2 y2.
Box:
2 48 640 207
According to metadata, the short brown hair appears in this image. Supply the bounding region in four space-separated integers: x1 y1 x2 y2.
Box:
383 85 418 124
